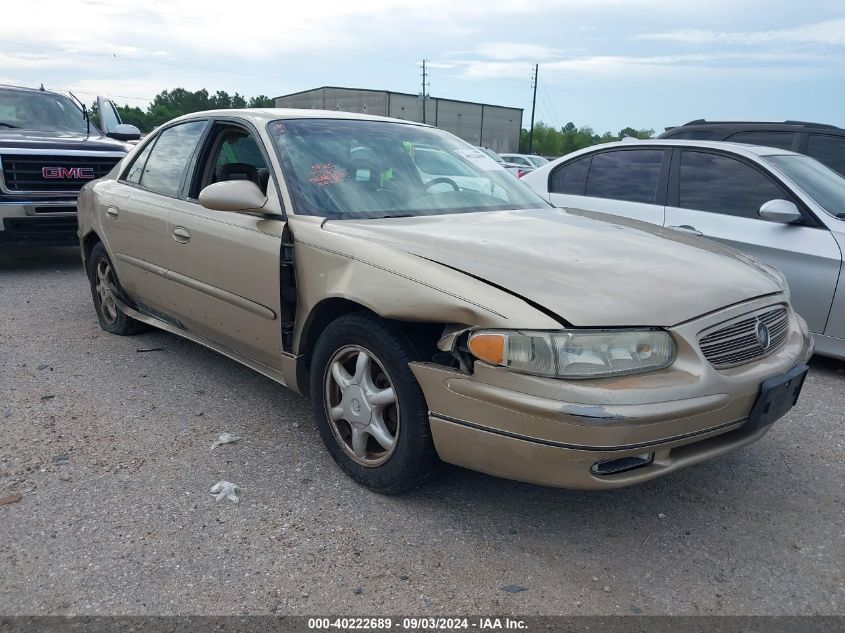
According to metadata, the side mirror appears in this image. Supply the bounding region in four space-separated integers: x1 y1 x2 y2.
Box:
107 123 141 142
199 180 268 213
96 96 140 140
759 199 803 224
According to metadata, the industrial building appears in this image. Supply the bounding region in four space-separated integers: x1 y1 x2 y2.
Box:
274 87 523 153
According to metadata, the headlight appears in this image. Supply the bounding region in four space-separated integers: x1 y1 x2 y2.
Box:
467 329 676 379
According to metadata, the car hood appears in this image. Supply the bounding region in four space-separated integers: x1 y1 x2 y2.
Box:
0 129 127 152
323 208 784 327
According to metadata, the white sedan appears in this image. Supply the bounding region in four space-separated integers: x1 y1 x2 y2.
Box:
522 139 845 360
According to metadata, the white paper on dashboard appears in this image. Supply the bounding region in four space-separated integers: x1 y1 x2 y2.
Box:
453 149 506 171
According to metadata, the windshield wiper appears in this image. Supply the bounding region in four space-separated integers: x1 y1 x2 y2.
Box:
370 214 413 219
0 122 19 128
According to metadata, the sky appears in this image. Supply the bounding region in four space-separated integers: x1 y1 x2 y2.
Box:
2 0 845 134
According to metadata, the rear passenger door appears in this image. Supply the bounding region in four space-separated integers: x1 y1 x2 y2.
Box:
105 120 209 315
548 148 668 225
664 149 840 335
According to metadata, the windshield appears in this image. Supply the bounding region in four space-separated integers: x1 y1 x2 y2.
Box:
528 155 550 167
0 90 92 134
478 147 507 164
765 154 845 218
269 119 549 219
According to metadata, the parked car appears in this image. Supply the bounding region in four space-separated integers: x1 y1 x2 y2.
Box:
521 140 845 360
658 120 845 177
477 146 533 178
500 153 550 168
78 110 812 493
0 84 140 246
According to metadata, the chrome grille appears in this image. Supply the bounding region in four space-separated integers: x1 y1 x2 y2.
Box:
699 306 789 369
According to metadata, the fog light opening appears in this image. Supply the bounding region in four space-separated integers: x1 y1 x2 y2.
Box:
591 453 654 476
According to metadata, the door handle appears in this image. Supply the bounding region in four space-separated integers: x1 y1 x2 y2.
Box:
172 226 191 244
105 206 119 219
668 224 704 237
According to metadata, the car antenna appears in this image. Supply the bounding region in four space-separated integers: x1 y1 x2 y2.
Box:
68 91 90 137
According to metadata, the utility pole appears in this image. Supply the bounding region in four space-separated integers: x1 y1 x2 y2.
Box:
420 59 429 124
528 64 538 154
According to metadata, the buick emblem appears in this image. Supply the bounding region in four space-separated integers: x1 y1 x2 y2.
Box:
756 320 771 350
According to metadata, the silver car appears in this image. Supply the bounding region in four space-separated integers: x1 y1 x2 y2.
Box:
522 140 845 360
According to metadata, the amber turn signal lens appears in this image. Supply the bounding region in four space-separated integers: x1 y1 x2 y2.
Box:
468 332 506 365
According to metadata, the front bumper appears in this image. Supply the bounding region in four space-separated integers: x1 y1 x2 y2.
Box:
0 200 78 246
411 295 814 489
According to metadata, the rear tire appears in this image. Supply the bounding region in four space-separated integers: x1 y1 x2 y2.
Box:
310 312 438 494
87 242 147 335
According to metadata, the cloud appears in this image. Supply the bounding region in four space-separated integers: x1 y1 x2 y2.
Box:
455 51 831 79
641 18 845 47
471 43 574 61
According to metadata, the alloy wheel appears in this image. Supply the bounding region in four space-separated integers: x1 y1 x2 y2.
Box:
323 345 400 467
95 259 119 325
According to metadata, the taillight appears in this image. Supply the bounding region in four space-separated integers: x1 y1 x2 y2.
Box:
517 170 525 178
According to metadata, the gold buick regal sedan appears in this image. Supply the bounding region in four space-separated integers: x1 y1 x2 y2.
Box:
77 109 813 493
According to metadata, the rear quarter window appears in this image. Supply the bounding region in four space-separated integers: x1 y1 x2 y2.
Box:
549 156 590 195
583 149 664 204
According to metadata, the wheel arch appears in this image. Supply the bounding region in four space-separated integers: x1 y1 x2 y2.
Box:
81 230 103 269
295 297 447 398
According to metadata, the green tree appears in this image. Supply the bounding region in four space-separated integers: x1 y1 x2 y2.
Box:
248 95 274 108
519 122 654 156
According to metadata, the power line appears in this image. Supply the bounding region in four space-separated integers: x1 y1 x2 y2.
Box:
540 84 562 131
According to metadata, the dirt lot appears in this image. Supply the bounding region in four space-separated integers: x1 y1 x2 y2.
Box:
1 247 843 616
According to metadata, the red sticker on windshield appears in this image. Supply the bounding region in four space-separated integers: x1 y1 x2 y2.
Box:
309 163 348 186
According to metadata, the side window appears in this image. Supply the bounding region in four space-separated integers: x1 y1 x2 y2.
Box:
215 133 267 171
124 142 154 184
139 121 207 196
100 100 121 133
584 150 664 204
679 151 785 218
726 131 796 150
807 134 845 177
550 156 590 195
193 125 270 197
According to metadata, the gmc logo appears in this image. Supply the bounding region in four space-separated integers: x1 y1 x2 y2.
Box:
42 166 96 179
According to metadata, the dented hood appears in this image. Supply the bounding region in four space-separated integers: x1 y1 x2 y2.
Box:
323 208 784 327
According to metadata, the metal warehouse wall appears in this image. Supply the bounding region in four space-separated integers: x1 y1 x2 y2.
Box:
275 88 522 152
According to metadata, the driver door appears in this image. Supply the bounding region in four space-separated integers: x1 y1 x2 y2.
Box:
664 149 840 335
164 119 286 370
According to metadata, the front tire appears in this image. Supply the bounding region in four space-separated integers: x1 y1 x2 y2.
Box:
87 242 146 335
310 312 438 494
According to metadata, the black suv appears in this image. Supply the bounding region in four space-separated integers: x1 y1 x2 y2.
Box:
0 85 139 247
658 120 845 177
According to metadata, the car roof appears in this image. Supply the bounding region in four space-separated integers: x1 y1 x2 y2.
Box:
668 119 841 131
170 107 432 128
0 84 71 99
565 138 802 159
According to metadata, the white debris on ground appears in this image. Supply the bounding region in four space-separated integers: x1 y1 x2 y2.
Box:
211 432 241 450
210 481 241 503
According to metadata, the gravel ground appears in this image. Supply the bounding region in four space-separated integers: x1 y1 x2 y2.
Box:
0 247 843 616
